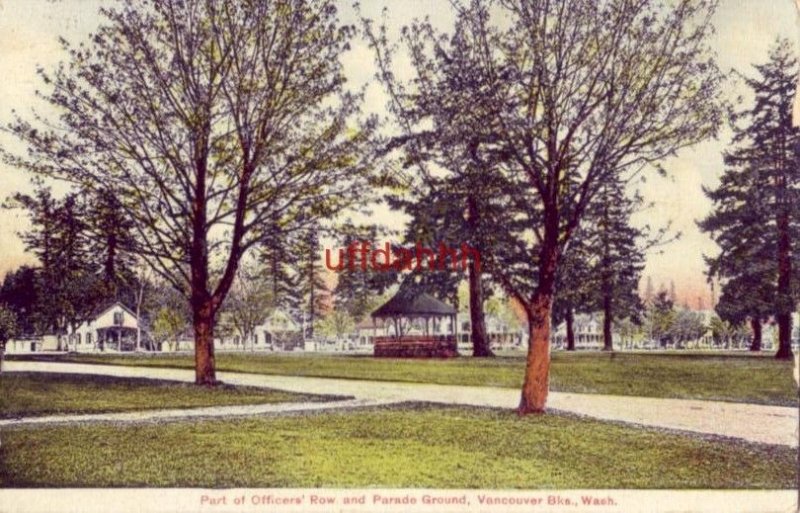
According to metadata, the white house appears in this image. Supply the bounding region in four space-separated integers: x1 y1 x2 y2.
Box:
551 313 609 350
67 302 142 353
215 309 303 352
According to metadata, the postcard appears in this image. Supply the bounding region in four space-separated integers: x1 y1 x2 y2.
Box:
0 1 798 512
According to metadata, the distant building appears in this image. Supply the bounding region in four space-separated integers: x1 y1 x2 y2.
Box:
68 302 143 352
342 312 525 354
551 313 610 350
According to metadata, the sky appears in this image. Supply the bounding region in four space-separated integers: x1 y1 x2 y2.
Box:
0 0 797 309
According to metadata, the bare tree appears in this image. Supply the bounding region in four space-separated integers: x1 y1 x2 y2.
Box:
5 0 376 385
222 263 275 351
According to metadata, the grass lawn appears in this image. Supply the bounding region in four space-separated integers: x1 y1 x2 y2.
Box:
0 403 794 488
0 372 339 418
13 351 798 406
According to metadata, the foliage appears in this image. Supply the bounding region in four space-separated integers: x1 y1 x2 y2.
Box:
699 38 800 359
220 262 276 350
316 310 356 340
645 291 677 347
4 0 377 383
366 0 723 411
0 266 38 336
0 304 18 344
332 225 397 322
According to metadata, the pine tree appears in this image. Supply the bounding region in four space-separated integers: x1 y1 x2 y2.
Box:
7 186 97 342
84 189 138 302
699 39 800 360
332 225 396 323
296 227 330 339
258 215 301 314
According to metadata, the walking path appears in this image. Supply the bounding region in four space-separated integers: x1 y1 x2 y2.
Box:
0 397 386 427
4 361 798 447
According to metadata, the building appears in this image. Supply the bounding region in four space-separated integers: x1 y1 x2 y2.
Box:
551 313 609 350
456 314 525 352
68 302 143 352
217 309 303 352
346 307 525 355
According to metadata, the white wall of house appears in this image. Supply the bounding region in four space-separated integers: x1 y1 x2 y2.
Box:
68 303 140 352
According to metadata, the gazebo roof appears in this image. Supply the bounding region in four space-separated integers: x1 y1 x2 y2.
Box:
371 292 456 318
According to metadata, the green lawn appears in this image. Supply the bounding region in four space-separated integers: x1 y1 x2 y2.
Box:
0 372 340 418
0 403 794 488
13 351 798 406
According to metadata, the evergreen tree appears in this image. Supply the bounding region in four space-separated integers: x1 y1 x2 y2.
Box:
589 184 646 351
699 39 800 360
332 225 396 323
83 189 138 301
296 227 330 339
7 185 99 343
258 214 301 314
0 266 39 336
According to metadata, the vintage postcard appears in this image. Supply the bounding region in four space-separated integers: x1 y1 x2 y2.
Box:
0 1 798 512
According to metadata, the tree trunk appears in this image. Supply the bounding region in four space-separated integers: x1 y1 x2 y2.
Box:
775 313 793 360
193 300 217 385
565 307 575 351
468 248 492 357
519 294 552 414
0 341 5 374
749 318 762 352
466 194 492 358
602 292 613 351
775 192 794 360
519 233 558 415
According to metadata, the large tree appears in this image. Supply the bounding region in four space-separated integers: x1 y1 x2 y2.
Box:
389 173 513 357
5 0 375 384
6 185 102 343
589 184 647 351
369 0 721 412
700 39 800 360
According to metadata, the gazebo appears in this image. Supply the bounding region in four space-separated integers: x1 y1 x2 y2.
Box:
370 292 459 358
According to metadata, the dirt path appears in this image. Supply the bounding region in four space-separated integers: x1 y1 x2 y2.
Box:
4 361 798 447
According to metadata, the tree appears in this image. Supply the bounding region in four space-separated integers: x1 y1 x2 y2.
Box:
83 189 138 300
6 0 376 385
647 291 677 348
296 227 331 340
316 309 356 341
713 274 773 351
150 285 190 352
390 176 507 357
552 230 595 351
258 214 302 315
669 309 706 348
0 266 39 336
699 39 800 360
6 185 101 344
333 226 397 323
221 263 274 351
369 0 721 412
0 304 18 373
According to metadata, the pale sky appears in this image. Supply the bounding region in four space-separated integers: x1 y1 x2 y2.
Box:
0 0 796 308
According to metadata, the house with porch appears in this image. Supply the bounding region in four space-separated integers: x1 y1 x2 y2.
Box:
68 302 143 352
